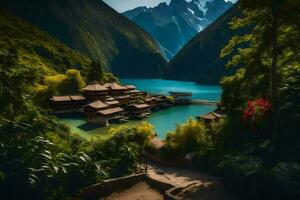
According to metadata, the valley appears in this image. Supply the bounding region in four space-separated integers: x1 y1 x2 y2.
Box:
1 0 299 200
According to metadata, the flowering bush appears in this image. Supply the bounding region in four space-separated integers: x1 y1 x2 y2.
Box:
243 98 271 132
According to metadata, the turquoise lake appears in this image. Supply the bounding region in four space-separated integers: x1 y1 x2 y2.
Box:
58 79 221 139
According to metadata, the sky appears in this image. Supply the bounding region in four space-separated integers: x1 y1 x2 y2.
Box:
103 0 237 13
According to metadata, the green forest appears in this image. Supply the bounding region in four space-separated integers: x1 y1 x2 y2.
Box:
1 0 300 199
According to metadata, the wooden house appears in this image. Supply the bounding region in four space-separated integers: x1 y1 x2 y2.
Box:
84 100 109 119
50 95 86 114
154 95 172 109
88 107 125 126
127 103 151 119
125 85 136 91
82 81 108 100
114 95 131 106
103 82 127 96
169 92 192 104
196 112 224 123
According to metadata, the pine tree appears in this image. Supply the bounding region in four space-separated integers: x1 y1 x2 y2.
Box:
220 0 300 142
87 60 105 83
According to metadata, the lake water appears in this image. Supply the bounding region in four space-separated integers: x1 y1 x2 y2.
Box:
58 79 221 139
121 79 221 100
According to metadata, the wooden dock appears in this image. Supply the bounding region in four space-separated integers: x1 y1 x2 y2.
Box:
191 99 219 105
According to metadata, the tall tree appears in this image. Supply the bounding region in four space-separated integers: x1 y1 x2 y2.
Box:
221 0 300 141
87 60 105 83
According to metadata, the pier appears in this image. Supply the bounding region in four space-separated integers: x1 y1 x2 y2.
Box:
191 99 219 105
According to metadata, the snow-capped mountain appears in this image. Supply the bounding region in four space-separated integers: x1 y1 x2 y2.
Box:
123 0 234 59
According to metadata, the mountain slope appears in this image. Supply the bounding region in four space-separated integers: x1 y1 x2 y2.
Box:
123 0 233 60
0 0 166 78
0 9 90 75
164 4 241 84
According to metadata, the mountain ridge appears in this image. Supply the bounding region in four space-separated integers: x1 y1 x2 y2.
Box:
163 4 241 84
123 0 234 60
0 0 167 78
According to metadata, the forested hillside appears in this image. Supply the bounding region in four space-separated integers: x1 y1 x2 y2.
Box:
0 0 167 78
0 9 90 75
161 0 300 199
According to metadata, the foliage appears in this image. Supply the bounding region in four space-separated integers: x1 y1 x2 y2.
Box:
214 0 300 198
33 69 86 107
86 61 105 83
243 98 271 132
0 36 152 200
0 0 167 78
0 117 152 200
0 49 40 119
59 69 86 94
89 124 154 178
161 119 225 162
0 9 90 75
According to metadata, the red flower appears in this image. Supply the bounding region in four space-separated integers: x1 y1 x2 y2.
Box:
243 98 271 133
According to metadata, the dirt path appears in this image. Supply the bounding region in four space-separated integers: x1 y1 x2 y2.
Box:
147 162 233 200
101 181 163 200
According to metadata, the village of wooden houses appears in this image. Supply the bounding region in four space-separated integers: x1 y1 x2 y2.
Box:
50 81 196 126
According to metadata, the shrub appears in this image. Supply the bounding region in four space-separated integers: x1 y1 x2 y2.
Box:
243 98 271 132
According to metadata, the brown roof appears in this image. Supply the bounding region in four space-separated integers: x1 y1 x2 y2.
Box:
105 96 115 101
211 112 223 118
128 89 142 94
70 95 85 101
105 100 119 105
125 85 136 89
98 107 124 116
132 104 150 109
86 100 109 109
115 95 131 99
103 82 127 90
51 96 71 102
145 98 154 102
82 81 108 92
199 112 220 120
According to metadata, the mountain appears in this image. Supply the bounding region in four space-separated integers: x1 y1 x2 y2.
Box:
0 0 167 78
123 0 234 60
0 9 90 75
164 4 241 84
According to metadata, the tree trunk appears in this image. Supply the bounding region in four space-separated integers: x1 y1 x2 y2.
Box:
271 0 279 145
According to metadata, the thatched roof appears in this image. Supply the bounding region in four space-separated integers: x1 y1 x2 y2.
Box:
105 96 115 101
82 81 108 92
198 112 223 120
86 100 108 109
70 95 85 101
51 96 71 102
132 104 150 109
115 95 131 99
98 107 124 116
103 82 127 90
105 100 119 106
125 85 136 90
128 89 142 94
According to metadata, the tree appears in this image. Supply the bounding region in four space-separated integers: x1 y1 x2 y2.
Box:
220 0 300 142
0 49 40 119
59 69 86 94
87 60 105 83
